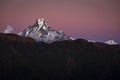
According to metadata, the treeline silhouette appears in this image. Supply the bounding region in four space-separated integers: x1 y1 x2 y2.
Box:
0 33 120 80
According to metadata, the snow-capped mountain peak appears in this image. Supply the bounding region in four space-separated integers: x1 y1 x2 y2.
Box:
21 18 72 43
104 40 117 45
4 25 14 33
36 18 48 31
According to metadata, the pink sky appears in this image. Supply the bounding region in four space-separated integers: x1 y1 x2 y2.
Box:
0 0 120 43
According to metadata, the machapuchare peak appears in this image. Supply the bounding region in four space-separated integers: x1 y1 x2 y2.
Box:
21 18 74 43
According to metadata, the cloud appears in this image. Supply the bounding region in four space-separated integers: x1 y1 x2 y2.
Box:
4 25 14 33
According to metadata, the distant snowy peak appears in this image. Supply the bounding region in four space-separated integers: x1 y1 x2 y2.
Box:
4 25 14 33
105 40 117 45
21 18 73 43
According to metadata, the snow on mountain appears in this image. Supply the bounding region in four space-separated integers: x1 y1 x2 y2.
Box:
4 25 14 33
104 40 117 45
17 32 22 35
21 18 73 43
2 20 118 45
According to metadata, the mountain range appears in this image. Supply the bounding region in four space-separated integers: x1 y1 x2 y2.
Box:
0 18 120 80
2 18 118 45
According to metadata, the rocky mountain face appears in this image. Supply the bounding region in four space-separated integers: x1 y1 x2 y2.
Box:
21 18 72 43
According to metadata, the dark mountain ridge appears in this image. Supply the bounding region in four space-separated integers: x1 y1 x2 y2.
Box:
0 33 36 43
0 33 120 80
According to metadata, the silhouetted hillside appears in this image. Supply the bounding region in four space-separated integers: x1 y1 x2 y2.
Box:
0 33 120 80
0 33 36 43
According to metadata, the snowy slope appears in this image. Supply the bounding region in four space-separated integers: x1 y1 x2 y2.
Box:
21 18 72 43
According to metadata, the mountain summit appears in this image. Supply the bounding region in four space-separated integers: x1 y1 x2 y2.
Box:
104 40 117 45
21 18 73 43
